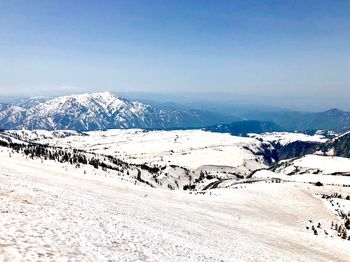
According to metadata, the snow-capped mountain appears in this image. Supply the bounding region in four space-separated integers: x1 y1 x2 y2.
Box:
12 96 51 109
0 92 234 131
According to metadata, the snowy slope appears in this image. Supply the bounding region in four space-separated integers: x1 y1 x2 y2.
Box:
18 129 275 176
0 105 25 127
248 132 328 146
1 147 350 261
0 132 25 144
319 131 350 158
4 130 83 142
274 155 350 176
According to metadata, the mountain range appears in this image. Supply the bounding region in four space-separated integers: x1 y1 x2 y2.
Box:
244 108 350 132
0 92 236 131
1 92 350 133
204 120 282 136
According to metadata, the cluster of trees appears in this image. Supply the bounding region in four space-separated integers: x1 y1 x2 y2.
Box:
6 140 165 176
318 192 350 241
183 170 215 191
10 143 88 165
331 221 350 240
3 140 202 191
311 224 319 235
3 141 136 178
183 184 196 191
321 192 350 200
135 169 154 187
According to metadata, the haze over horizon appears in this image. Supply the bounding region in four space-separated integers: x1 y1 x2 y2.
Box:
1 0 349 110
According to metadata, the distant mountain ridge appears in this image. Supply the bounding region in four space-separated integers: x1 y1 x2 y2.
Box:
1 92 350 133
204 120 282 136
0 92 237 131
244 108 350 132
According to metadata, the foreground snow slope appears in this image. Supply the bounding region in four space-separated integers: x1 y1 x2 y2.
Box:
1 148 350 261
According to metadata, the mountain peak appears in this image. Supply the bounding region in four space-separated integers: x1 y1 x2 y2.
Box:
325 108 344 114
58 91 116 100
78 91 114 97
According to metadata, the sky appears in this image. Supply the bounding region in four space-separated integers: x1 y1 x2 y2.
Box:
0 0 349 108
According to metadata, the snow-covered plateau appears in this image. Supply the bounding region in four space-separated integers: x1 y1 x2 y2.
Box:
1 129 350 261
248 132 328 146
29 129 272 169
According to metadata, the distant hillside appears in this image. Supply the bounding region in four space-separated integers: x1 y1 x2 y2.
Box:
244 108 350 132
204 120 282 136
321 131 350 158
272 130 350 160
275 141 321 161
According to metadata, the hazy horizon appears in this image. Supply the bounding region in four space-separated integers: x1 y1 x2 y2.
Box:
1 90 350 112
1 0 349 110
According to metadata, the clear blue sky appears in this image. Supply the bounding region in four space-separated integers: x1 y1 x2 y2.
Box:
0 0 349 100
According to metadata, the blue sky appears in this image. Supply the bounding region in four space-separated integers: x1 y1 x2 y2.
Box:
0 0 349 102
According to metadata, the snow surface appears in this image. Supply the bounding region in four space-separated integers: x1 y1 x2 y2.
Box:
5 129 81 142
1 147 350 261
270 154 350 178
292 155 350 174
30 129 271 174
248 132 328 145
253 154 350 187
254 169 350 187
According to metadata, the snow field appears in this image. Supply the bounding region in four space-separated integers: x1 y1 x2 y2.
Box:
37 129 269 173
1 147 350 261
